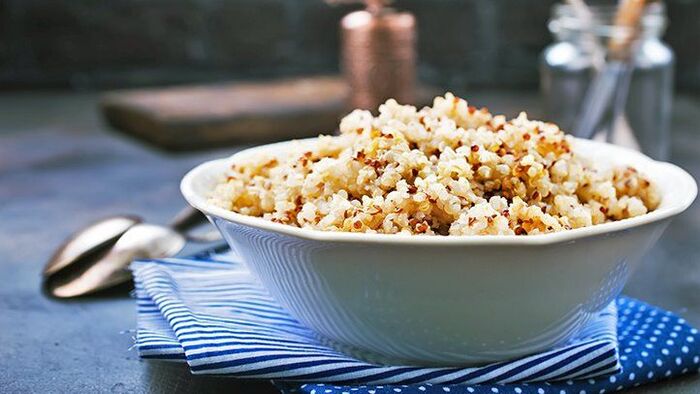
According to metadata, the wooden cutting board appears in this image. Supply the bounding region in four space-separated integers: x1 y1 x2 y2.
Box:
100 76 440 151
100 76 350 151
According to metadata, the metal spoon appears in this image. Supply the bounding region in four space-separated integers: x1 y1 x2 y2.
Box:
44 206 219 298
43 215 142 276
48 223 187 298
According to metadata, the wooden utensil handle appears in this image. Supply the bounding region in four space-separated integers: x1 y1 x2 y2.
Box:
608 0 647 59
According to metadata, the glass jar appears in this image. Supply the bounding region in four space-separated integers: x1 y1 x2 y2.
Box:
540 3 674 160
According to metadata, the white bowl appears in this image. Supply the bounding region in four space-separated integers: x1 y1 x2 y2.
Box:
181 138 696 366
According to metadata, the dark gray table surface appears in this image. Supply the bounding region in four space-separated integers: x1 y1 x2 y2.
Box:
0 91 698 393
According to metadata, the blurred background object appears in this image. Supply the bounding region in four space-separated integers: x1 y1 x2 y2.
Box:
100 76 349 150
340 0 416 110
541 1 674 160
2 0 696 151
1 0 696 93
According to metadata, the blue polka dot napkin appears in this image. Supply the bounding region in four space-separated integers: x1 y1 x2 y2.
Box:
131 249 700 394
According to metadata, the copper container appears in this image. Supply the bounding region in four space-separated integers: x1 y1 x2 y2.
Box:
341 7 416 110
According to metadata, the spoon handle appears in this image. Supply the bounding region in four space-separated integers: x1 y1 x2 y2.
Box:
169 206 208 233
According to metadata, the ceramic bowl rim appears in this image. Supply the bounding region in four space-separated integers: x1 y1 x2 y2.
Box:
181 137 697 246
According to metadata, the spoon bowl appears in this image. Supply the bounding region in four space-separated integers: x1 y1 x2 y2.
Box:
44 215 142 277
48 223 187 298
44 206 219 298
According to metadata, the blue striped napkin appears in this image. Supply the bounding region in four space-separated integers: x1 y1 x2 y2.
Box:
131 249 700 394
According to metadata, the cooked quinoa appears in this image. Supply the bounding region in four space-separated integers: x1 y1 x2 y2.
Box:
209 93 660 235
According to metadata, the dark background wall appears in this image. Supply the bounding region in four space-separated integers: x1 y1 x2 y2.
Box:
1 0 698 93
